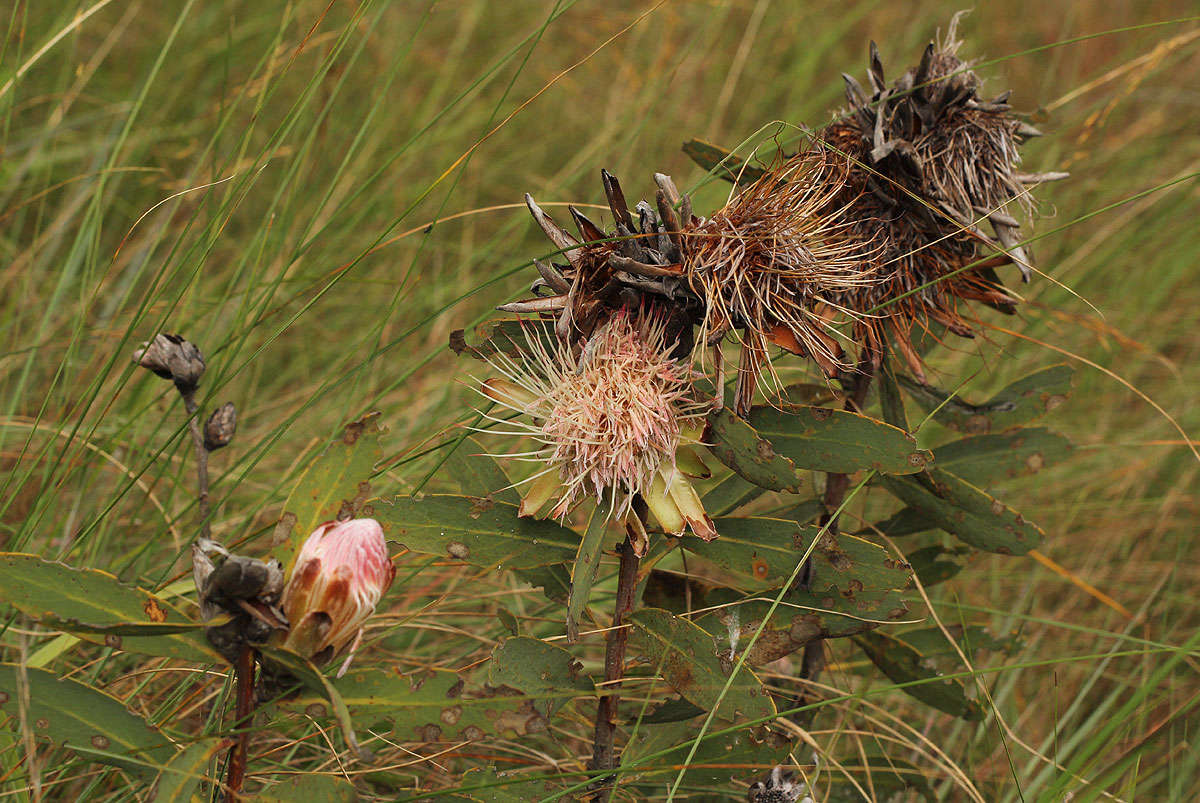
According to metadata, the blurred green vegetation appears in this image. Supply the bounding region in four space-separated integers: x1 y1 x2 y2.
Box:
1 1 1198 799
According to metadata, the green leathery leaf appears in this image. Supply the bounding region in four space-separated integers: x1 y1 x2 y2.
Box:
513 564 570 603
0 664 174 779
897 364 1073 434
878 469 1044 555
853 631 985 720
376 494 577 569
488 637 592 718
286 669 551 743
567 506 610 642
704 408 804 493
682 138 768 185
747 404 931 475
0 553 218 663
276 412 384 570
933 427 1073 486
252 775 360 802
151 738 226 803
639 696 706 724
680 516 822 589
630 607 776 722
689 523 914 665
443 435 520 504
877 358 910 431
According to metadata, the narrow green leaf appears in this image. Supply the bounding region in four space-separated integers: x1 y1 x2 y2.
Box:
877 358 910 431
934 427 1073 486
681 139 768 185
443 435 519 504
377 495 577 569
897 364 1073 434
896 625 1020 659
566 507 609 642
704 408 804 492
854 631 984 720
630 608 776 722
276 412 384 570
488 637 592 717
0 664 174 779
151 738 226 803
747 405 931 475
0 554 217 662
878 470 1044 555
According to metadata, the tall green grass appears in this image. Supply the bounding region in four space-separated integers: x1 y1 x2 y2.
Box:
2 1 1198 799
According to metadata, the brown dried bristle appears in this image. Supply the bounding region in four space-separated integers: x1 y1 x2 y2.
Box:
502 16 1064 413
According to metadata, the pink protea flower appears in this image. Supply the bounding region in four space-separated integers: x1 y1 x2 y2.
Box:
479 310 717 547
279 518 395 668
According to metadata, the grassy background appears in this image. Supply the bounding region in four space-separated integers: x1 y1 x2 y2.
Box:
2 0 1198 799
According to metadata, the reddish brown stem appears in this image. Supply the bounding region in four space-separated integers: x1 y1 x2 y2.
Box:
588 528 642 801
224 644 256 802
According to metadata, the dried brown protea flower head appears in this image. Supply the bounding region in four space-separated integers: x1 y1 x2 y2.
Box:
479 310 716 548
820 12 1066 378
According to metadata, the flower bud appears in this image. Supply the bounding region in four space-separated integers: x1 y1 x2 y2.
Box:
133 333 206 391
280 518 395 665
204 402 237 450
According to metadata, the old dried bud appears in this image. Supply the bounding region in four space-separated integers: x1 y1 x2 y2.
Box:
204 402 237 450
279 518 395 667
133 333 206 391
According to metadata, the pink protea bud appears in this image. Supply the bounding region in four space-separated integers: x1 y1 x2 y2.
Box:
280 518 395 666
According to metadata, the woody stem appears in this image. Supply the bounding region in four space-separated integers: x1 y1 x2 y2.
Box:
588 506 644 800
223 643 256 801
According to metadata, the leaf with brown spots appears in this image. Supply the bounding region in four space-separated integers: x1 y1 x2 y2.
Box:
877 469 1044 555
0 664 173 779
376 495 577 570
747 405 931 475
932 427 1073 486
896 364 1074 434
0 554 216 662
488 637 592 717
630 607 776 723
704 408 805 493
276 412 384 571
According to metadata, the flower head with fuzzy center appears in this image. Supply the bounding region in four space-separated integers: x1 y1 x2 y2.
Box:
480 310 716 547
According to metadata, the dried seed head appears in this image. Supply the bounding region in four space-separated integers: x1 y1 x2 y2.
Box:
481 311 715 539
133 333 206 391
747 766 805 803
204 402 237 451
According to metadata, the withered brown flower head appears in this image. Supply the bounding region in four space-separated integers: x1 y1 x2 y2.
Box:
481 310 716 545
497 16 1063 413
133 333 206 391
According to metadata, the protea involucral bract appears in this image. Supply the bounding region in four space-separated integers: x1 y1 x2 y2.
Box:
279 517 395 670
